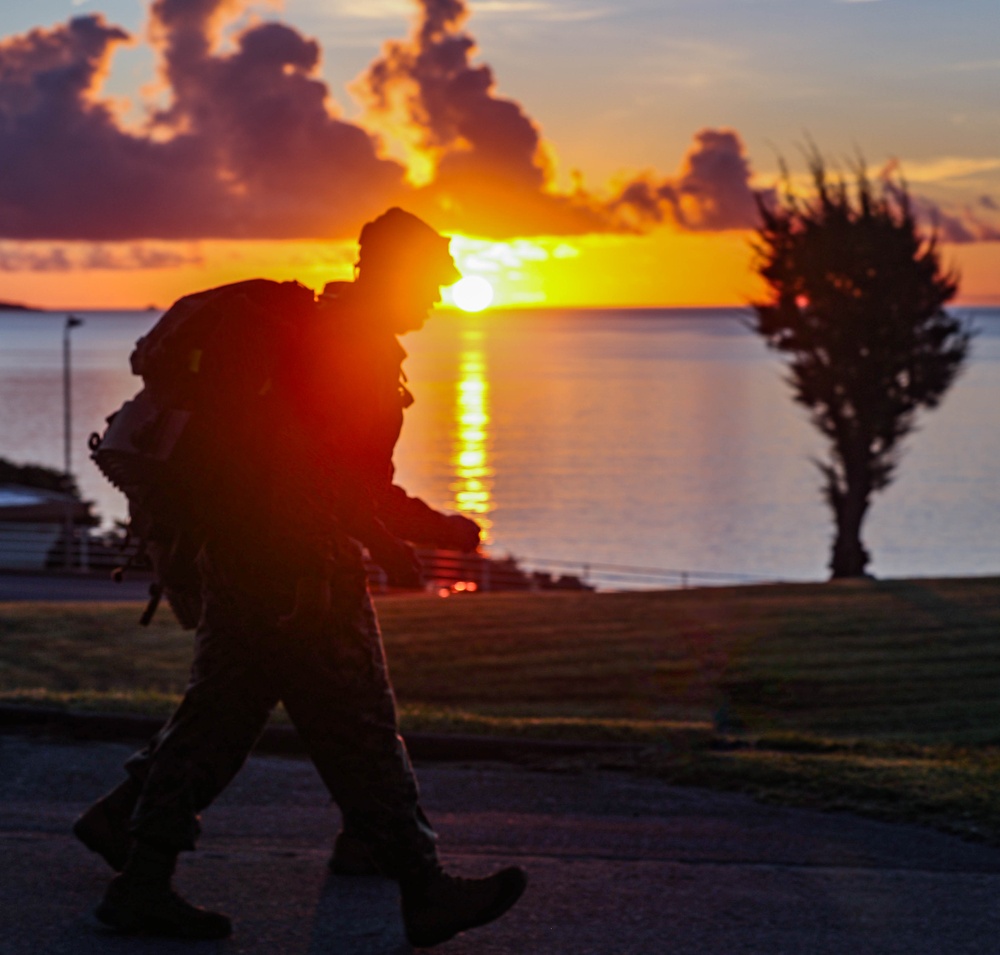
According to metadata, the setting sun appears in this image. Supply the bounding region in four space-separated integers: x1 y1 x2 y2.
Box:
451 276 494 312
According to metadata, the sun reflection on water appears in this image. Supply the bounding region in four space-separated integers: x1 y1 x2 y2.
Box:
450 328 494 543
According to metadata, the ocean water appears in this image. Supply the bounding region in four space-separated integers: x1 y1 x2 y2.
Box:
1 305 998 586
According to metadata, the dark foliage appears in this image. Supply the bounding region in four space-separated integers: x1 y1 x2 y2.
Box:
0 457 81 498
751 157 971 578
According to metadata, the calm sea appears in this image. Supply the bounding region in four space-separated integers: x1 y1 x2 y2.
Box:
2 305 998 586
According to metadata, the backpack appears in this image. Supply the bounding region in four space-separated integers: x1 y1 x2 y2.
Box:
90 279 317 627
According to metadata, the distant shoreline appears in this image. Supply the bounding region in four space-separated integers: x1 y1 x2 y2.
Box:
0 301 42 312
2 301 996 316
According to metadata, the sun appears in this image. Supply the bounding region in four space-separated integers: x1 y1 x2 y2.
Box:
451 275 494 312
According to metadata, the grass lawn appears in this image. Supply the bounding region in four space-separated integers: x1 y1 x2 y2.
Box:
3 576 1000 842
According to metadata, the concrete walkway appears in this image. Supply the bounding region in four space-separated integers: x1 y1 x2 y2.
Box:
3 733 1000 954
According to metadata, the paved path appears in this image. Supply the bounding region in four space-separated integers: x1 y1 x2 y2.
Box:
0 572 152 603
3 735 1000 954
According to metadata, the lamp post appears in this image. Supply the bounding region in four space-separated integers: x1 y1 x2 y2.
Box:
63 315 83 569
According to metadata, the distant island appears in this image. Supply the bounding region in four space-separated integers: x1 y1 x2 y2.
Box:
0 300 42 312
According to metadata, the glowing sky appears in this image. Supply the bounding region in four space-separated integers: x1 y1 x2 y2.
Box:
1 0 997 308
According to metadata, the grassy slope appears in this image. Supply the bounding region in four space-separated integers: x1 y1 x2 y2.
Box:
383 577 1000 745
3 577 1000 841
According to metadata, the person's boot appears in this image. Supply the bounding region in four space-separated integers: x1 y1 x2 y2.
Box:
73 778 140 872
328 829 384 876
94 841 232 940
401 865 527 948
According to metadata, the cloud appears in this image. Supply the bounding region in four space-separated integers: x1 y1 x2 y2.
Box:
610 129 765 232
0 245 75 272
151 0 410 234
10 0 980 250
350 0 754 236
931 205 1000 243
0 4 406 241
352 0 610 235
0 0 769 242
919 205 979 244
889 156 1000 184
879 160 1000 244
0 242 204 271
81 243 205 269
0 16 157 240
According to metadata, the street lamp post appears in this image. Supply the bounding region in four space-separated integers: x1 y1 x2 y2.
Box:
63 315 83 569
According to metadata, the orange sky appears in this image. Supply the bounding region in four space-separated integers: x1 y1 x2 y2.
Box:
3 229 994 312
1 0 998 310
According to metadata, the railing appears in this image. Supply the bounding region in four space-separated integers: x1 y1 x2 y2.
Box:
0 525 789 593
0 525 112 573
511 555 785 591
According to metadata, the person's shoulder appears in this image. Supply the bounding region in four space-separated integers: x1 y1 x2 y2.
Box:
315 281 358 324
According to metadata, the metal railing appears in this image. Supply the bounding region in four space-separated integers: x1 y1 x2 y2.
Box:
0 525 111 573
0 525 789 593
511 555 785 591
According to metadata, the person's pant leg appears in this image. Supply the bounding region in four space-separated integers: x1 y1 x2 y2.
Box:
127 594 279 851
279 579 438 879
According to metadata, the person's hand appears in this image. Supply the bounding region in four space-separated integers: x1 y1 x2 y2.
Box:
368 536 424 588
442 514 481 553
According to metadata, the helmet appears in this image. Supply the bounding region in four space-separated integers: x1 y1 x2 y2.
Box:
357 208 460 287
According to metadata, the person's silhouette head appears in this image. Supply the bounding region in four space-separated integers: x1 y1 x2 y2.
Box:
355 208 460 333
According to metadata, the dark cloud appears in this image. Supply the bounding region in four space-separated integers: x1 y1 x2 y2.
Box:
880 164 1000 244
927 203 1000 243
1 0 987 247
978 195 998 212
81 243 204 269
147 0 407 235
0 245 74 272
0 15 204 241
352 0 759 236
0 4 405 241
0 242 203 271
610 129 765 232
0 0 776 242
949 211 1000 242
354 0 609 235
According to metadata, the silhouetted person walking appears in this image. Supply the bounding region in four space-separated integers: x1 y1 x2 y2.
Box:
73 208 526 946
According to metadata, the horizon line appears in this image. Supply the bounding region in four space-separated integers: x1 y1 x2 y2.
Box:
6 298 1000 314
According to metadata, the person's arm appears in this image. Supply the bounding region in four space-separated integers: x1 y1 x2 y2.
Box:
378 484 481 552
276 456 425 633
291 443 426 588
